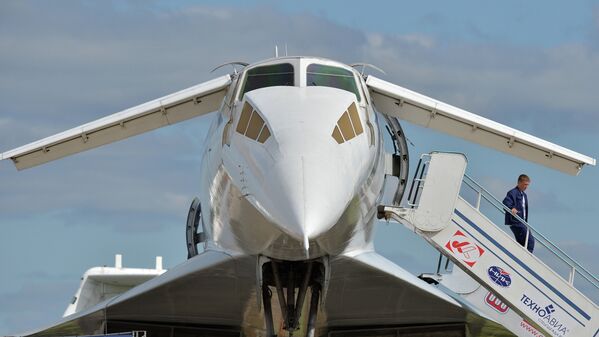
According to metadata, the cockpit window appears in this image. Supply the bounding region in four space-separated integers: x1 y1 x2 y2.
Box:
307 64 361 101
240 63 294 97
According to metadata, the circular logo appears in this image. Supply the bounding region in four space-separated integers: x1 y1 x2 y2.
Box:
487 266 512 287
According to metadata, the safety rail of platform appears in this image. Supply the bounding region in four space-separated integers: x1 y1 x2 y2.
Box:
460 174 599 294
406 153 599 303
405 153 432 208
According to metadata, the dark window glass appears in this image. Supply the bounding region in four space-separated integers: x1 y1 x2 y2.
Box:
241 63 294 97
307 64 360 101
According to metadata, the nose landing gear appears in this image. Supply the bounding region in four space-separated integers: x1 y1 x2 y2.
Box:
260 259 326 337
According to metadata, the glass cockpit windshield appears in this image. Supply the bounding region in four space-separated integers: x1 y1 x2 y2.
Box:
307 64 361 101
240 63 294 97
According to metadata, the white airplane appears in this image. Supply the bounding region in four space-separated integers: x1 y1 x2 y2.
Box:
1 56 596 337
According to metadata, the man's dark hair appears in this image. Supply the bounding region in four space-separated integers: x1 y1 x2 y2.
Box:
518 174 530 182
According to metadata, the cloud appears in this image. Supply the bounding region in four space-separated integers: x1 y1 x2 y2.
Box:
399 34 436 48
2 1 599 149
556 241 599 274
0 128 205 214
185 6 234 20
535 240 599 303
475 175 570 213
360 35 599 137
0 280 76 334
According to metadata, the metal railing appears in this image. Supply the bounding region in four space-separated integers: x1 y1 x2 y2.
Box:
67 331 147 337
406 154 431 208
461 174 599 294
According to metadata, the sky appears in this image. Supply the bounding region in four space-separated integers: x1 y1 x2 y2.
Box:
1 0 599 334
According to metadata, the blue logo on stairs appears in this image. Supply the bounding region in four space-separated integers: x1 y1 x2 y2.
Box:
488 266 512 287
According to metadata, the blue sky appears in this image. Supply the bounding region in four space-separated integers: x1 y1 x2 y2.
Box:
1 1 598 334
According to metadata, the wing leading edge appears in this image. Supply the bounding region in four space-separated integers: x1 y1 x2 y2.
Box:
15 250 513 337
1 75 232 170
366 75 595 176
324 252 514 336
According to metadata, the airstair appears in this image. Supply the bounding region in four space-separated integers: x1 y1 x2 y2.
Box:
379 152 599 337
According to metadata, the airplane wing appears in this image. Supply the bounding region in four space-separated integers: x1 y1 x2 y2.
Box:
366 75 596 175
14 250 514 337
0 75 232 170
324 252 514 336
18 250 256 337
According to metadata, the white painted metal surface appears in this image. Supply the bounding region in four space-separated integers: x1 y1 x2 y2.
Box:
401 152 467 231
442 268 549 337
1 56 596 337
382 152 599 337
367 76 596 175
63 255 166 317
21 250 499 337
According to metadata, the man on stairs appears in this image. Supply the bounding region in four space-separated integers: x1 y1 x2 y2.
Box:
503 174 534 253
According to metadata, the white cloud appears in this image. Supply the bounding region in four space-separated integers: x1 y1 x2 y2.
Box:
162 192 191 212
185 6 234 20
361 37 599 136
536 240 599 303
0 117 10 127
0 280 75 335
366 33 384 48
398 33 435 48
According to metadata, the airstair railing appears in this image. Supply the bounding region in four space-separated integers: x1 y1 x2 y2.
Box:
406 154 431 208
403 153 598 299
461 174 599 295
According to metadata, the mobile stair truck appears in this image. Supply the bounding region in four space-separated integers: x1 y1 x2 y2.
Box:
379 152 599 337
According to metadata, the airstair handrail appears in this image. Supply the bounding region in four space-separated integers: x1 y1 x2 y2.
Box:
462 173 599 290
403 153 598 291
407 153 433 207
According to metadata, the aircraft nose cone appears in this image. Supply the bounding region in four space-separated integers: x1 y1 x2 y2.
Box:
229 86 373 247
262 154 355 243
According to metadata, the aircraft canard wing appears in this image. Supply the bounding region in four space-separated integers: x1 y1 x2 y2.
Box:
366 75 596 176
0 75 232 170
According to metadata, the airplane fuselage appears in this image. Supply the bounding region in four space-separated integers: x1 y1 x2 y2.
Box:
197 57 386 260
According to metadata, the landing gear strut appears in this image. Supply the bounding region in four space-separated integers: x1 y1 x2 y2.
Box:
261 259 325 337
